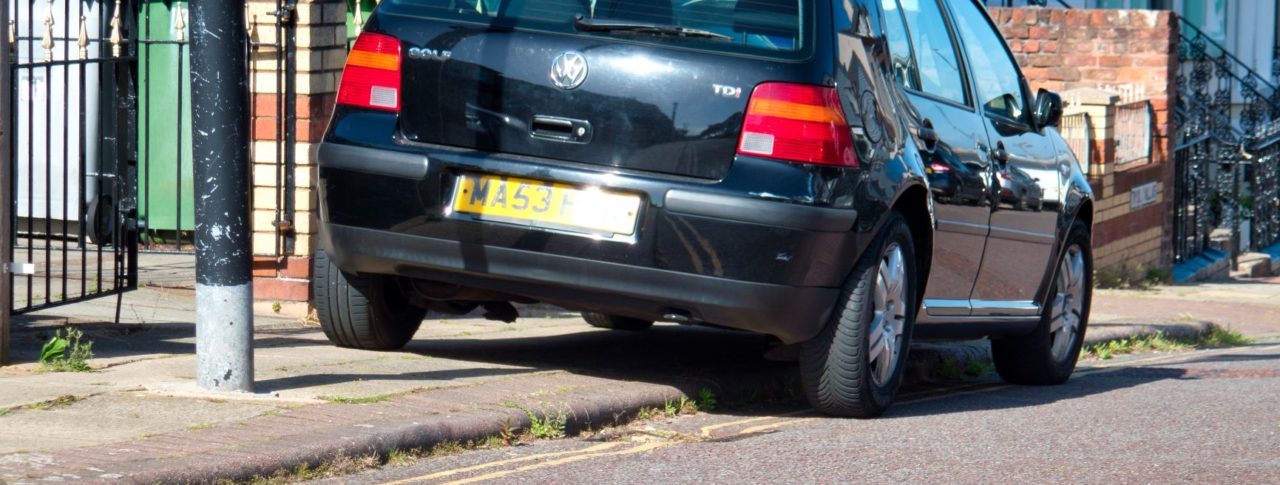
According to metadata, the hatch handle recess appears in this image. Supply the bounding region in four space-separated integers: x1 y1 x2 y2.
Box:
531 115 593 144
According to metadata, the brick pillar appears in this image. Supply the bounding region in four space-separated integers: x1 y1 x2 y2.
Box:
1063 88 1120 189
248 0 346 302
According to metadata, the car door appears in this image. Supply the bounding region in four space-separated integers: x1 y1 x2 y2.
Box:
947 0 1061 312
881 0 994 317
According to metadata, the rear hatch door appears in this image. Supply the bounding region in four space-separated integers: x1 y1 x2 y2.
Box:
378 0 814 180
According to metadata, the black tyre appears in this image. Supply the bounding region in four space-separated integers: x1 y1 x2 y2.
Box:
800 212 917 418
582 312 654 331
991 220 1092 385
313 250 426 350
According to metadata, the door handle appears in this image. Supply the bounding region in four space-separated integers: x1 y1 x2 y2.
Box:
992 143 1010 168
919 119 939 151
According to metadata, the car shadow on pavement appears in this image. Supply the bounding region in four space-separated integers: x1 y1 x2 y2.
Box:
253 367 539 393
403 325 786 377
884 368 1189 418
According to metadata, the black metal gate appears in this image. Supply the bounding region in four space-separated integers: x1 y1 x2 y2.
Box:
6 0 139 315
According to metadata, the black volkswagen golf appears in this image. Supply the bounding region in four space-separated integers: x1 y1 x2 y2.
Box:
315 0 1095 417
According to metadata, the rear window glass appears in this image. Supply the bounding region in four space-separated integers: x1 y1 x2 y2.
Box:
380 0 812 59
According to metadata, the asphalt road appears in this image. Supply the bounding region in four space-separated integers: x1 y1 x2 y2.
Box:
322 341 1280 484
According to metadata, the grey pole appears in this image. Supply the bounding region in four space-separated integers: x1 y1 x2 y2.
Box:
189 0 254 392
0 0 12 366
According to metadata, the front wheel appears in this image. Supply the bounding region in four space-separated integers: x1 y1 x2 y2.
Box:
991 220 1092 384
800 212 917 418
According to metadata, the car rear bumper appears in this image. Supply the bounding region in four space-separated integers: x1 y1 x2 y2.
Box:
316 141 863 343
322 223 840 343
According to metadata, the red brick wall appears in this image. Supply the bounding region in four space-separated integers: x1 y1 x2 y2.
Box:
248 0 346 302
992 7 1180 272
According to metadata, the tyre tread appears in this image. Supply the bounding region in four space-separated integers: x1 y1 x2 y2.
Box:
313 250 425 350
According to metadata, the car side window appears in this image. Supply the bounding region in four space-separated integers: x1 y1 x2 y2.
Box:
897 0 966 104
881 0 919 91
949 0 1026 122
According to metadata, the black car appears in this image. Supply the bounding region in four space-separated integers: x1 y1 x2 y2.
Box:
315 0 1094 417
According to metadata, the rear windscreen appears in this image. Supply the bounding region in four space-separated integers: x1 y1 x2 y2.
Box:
380 0 812 59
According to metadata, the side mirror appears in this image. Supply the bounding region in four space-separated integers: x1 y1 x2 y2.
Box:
1033 89 1063 129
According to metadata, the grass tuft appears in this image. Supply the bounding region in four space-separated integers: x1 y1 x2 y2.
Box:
317 393 396 405
25 395 80 411
1084 326 1253 360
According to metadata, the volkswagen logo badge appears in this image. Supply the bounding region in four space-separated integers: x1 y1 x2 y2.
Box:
550 52 588 90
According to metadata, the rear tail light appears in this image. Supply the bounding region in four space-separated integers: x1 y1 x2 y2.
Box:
737 82 858 168
929 162 951 173
337 32 402 112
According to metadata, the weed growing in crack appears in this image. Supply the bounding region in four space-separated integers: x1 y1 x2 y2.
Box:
526 408 568 439
697 388 717 412
317 393 396 405
499 417 519 446
26 395 79 411
39 327 94 372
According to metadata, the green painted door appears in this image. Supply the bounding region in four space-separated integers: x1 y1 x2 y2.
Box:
138 0 195 236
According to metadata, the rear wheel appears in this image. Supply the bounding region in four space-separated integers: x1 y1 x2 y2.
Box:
992 221 1091 385
800 212 916 418
582 312 654 331
313 250 426 350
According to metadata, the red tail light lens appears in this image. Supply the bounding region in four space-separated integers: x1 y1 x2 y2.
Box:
929 162 951 173
337 32 402 112
737 83 858 168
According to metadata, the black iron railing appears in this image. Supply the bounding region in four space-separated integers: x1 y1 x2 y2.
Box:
1174 18 1280 262
6 0 138 314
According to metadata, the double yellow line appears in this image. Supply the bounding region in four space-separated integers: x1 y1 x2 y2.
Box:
409 441 673 485
384 412 818 485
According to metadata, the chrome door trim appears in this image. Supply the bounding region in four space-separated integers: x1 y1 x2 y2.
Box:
970 300 1040 316
922 298 971 316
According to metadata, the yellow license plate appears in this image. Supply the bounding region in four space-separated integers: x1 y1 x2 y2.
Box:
452 174 641 236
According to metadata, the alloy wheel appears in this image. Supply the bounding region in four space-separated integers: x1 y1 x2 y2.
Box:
1050 244 1086 362
869 243 908 387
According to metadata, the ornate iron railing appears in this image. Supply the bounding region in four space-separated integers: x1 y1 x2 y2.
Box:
1174 19 1280 262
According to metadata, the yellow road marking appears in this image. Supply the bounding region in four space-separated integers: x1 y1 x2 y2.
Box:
737 418 816 435
437 442 675 485
697 409 811 437
697 416 774 437
379 442 624 485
